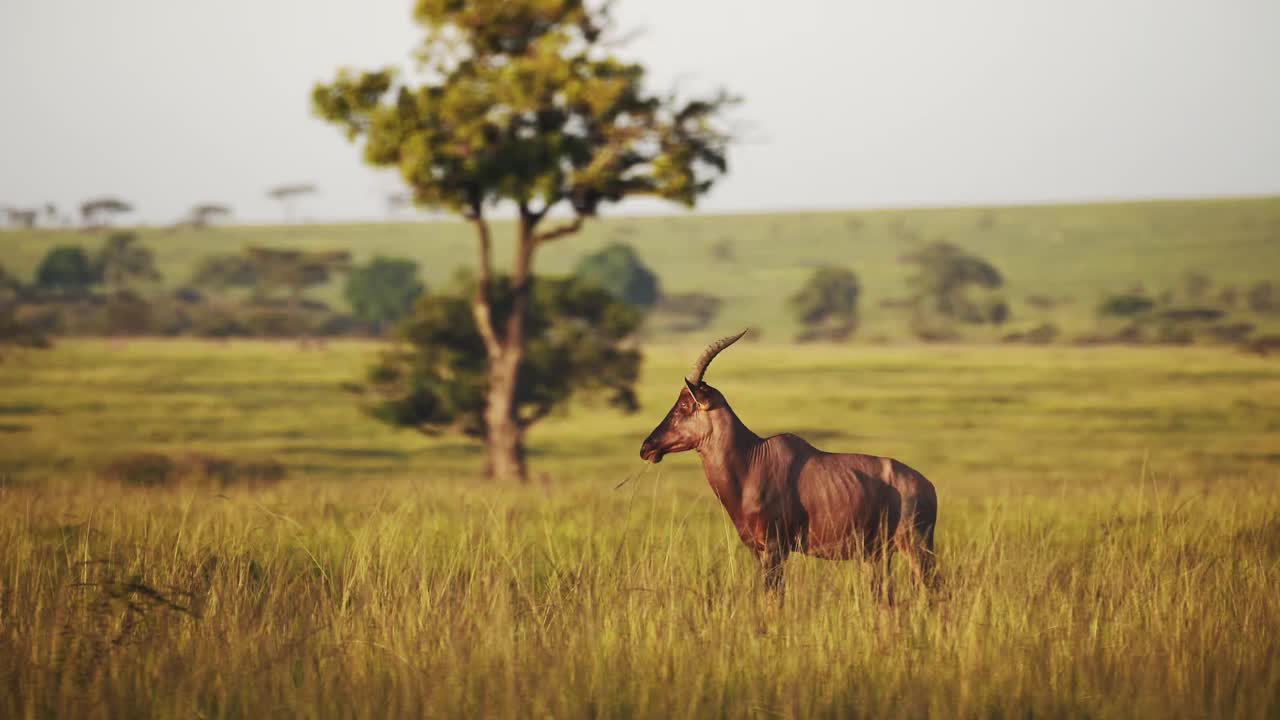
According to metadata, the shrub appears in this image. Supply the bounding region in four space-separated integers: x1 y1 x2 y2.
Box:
574 243 661 308
1003 323 1059 345
900 242 1007 326
1244 334 1280 356
98 451 286 488
1206 322 1255 344
1098 293 1155 318
344 256 425 333
35 246 98 293
98 452 177 487
178 453 286 487
103 292 153 335
790 267 860 342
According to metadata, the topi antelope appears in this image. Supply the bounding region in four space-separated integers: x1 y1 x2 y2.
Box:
640 331 938 599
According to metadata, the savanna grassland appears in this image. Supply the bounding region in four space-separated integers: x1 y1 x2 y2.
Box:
1 339 1279 718
4 195 1280 341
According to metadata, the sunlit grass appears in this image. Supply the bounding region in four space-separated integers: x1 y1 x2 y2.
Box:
1 340 1278 717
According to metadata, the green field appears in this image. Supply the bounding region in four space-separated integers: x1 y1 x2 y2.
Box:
1 340 1279 717
4 195 1279 340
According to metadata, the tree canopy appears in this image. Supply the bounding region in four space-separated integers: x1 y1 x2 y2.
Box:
312 0 733 219
344 256 426 332
789 267 861 341
188 204 232 228
35 246 98 293
190 254 259 292
901 242 1007 325
244 247 351 306
80 197 134 226
266 184 317 222
573 242 661 308
97 233 162 292
360 272 641 440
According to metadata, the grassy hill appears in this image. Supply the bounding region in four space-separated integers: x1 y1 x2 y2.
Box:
3 195 1278 340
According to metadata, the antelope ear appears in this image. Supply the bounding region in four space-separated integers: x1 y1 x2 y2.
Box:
684 379 711 410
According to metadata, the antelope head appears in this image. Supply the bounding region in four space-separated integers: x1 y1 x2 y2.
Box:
640 330 747 463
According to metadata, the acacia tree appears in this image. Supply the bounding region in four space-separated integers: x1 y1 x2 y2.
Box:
188 204 232 228
80 197 134 228
266 184 317 223
97 233 162 292
312 0 734 481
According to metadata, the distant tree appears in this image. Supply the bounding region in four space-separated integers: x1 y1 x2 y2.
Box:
1098 293 1155 318
312 0 734 480
789 267 861 341
358 273 641 470
244 247 350 311
35 246 98 293
80 197 134 227
0 264 22 301
344 256 425 333
43 203 58 224
266 184 317 223
901 242 1007 325
188 204 232 229
190 254 259 292
96 233 162 292
0 264 49 350
573 243 661 308
6 208 37 229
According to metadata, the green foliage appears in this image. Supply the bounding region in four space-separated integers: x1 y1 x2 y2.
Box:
3 198 1279 343
96 233 161 291
245 247 351 306
789 266 860 341
362 273 641 437
94 450 285 488
0 266 48 349
96 451 176 487
35 246 98 293
190 254 259 291
573 243 660 308
188 204 231 228
900 242 1006 325
103 291 154 335
79 197 133 226
312 0 734 217
344 256 426 332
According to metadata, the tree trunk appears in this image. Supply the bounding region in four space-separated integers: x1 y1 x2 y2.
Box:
483 349 526 482
471 217 537 483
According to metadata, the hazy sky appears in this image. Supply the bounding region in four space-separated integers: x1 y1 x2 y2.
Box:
2 0 1278 224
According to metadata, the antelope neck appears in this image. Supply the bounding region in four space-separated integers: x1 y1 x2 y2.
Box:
694 406 762 507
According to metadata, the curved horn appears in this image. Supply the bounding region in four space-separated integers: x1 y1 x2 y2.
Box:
686 329 748 385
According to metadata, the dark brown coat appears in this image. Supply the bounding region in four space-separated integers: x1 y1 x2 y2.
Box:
640 334 938 597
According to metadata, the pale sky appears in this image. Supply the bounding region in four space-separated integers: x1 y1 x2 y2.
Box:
1 0 1277 225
